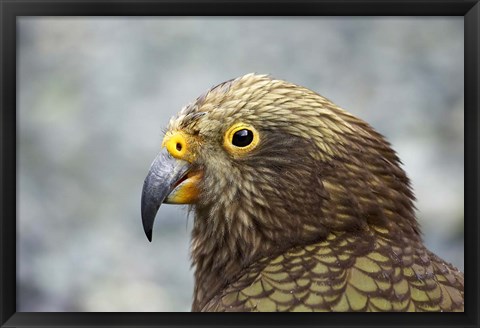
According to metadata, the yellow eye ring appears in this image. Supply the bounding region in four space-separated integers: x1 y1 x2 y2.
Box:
223 123 259 156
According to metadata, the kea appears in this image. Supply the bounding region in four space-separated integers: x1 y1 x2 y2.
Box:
141 73 464 312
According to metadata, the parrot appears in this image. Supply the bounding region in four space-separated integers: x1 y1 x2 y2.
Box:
141 73 464 312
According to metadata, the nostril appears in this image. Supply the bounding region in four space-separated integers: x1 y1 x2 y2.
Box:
176 143 182 152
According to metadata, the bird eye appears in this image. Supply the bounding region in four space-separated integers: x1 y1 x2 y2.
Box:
224 123 259 156
232 129 254 147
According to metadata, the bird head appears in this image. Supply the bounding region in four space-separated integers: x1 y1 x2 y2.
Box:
141 73 418 263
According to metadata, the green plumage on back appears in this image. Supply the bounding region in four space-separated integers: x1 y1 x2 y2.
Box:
203 231 463 311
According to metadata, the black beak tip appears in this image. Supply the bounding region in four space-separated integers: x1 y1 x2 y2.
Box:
145 229 153 242
141 204 157 242
141 191 157 242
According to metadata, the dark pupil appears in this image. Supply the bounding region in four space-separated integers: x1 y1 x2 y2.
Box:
232 129 254 147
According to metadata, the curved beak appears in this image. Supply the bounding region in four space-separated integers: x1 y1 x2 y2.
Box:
141 148 190 242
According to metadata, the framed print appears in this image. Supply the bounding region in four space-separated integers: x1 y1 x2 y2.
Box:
1 1 478 327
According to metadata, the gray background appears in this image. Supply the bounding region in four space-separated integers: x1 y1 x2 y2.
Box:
18 17 464 312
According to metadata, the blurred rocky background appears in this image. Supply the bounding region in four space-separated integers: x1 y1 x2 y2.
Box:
17 17 463 311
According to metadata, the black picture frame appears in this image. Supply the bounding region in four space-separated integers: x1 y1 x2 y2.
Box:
1 1 478 327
